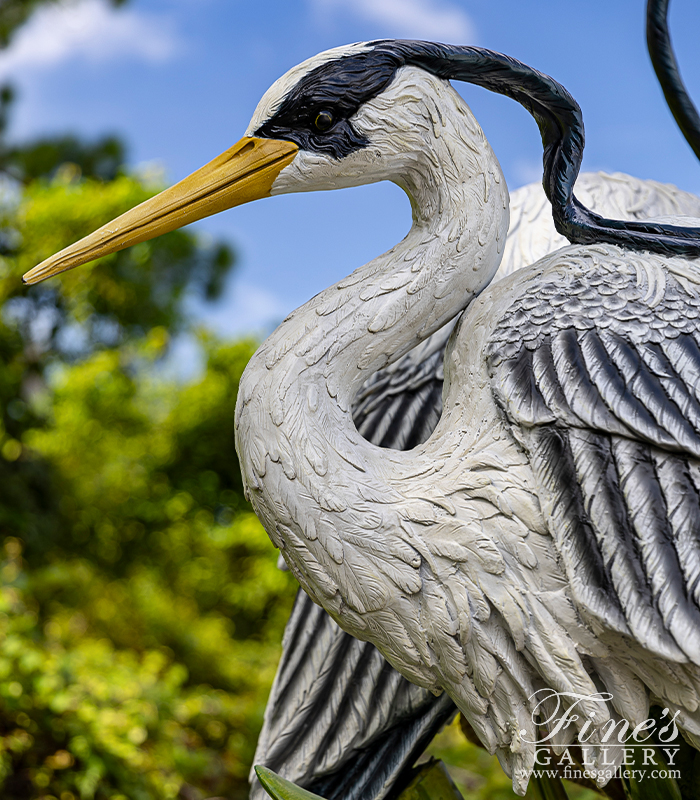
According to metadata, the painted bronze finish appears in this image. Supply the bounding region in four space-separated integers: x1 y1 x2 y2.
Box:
22 136 298 285
20 30 700 798
647 0 700 162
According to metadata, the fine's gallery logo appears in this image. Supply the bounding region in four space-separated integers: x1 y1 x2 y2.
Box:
515 689 682 785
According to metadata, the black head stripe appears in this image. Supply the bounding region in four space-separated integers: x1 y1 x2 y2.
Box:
258 38 700 258
255 49 403 159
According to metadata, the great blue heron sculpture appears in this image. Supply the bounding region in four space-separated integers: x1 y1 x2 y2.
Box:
252 171 700 800
254 4 700 797
23 27 700 800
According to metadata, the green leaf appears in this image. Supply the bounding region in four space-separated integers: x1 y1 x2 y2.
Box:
254 766 328 800
254 760 467 800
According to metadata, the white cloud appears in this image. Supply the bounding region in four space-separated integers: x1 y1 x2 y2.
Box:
314 0 475 43
0 0 181 81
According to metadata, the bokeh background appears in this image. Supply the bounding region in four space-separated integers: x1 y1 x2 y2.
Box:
5 0 700 338
0 1 698 798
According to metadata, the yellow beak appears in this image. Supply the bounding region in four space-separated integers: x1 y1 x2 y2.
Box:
22 136 298 285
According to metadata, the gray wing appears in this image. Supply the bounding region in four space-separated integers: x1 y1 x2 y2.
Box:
250 321 458 800
487 250 700 665
251 174 700 800
353 319 454 449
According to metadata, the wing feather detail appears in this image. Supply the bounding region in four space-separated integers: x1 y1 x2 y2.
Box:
656 455 700 605
487 247 700 666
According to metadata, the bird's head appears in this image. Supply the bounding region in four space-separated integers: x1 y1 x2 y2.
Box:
243 42 478 200
23 40 588 286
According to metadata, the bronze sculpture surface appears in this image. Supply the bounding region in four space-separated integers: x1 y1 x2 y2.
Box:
23 7 700 796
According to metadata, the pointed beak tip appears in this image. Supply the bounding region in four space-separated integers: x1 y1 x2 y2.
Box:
22 264 49 285
19 136 298 286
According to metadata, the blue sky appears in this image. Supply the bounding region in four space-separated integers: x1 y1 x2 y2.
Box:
4 0 700 336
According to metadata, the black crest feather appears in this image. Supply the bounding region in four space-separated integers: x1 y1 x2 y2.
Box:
257 38 700 258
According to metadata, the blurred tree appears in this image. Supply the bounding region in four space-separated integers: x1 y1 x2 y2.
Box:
0 0 130 187
0 3 303 798
0 86 127 185
0 170 235 552
4 130 126 184
0 115 302 800
0 45 302 791
0 335 298 799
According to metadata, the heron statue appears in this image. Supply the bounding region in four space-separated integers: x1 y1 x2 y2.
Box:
250 169 700 800
22 1 700 796
253 4 700 798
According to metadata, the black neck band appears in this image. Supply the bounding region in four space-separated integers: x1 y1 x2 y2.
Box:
373 40 700 258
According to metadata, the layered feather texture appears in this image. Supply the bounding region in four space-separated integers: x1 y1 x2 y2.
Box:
237 64 700 796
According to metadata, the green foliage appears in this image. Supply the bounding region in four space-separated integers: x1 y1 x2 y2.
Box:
24 337 296 684
0 511 295 799
0 531 294 800
0 43 302 792
426 720 518 800
0 227 299 796
8 174 232 350
427 719 602 800
4 135 126 184
253 761 469 800
255 766 329 800
0 172 234 575
394 760 465 800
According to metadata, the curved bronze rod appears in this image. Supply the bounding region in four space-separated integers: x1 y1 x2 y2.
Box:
375 40 700 257
647 0 700 162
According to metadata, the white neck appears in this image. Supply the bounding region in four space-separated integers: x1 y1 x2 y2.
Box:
263 68 508 404
235 70 644 781
235 70 508 611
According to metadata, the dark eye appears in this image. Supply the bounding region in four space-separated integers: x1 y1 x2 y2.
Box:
314 110 334 132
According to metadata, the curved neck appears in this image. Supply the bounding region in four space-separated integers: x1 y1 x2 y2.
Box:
260 81 509 410
235 88 508 605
